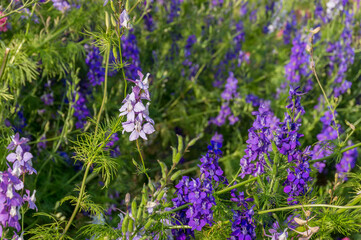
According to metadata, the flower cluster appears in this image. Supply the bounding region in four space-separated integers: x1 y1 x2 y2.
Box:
167 0 181 23
284 34 312 91
229 207 256 240
283 151 312 204
51 0 71 13
312 110 339 172
1 133 37 236
276 87 312 204
210 72 240 126
274 87 304 162
172 176 215 232
121 71 155 141
182 35 199 80
85 45 105 87
199 141 225 183
121 32 142 80
336 141 358 180
73 91 91 129
325 0 346 22
240 102 279 178
327 11 354 97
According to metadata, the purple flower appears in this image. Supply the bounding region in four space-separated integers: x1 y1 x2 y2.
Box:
121 32 142 80
275 88 312 204
229 206 256 240
211 132 223 144
121 72 155 141
51 0 71 13
7 133 29 151
120 10 132 29
1 133 37 236
240 102 279 178
172 177 215 232
199 141 225 183
284 35 312 91
41 92 54 106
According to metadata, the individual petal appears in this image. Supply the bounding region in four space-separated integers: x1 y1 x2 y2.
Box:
127 111 135 122
143 123 155 134
122 122 135 133
139 130 148 140
6 153 17 163
23 152 33 162
134 102 146 112
129 130 139 141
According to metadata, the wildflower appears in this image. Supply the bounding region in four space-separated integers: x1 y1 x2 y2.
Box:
229 206 256 240
240 102 279 178
121 32 142 80
172 177 215 232
120 10 132 29
199 141 225 183
121 71 155 141
284 35 312 90
276 87 312 204
0 134 37 236
51 0 71 13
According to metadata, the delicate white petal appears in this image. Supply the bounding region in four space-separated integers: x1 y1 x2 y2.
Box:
143 123 155 134
137 70 144 80
139 131 147 140
134 102 146 112
23 152 33 162
127 111 135 122
122 122 135 133
119 103 128 112
129 130 139 141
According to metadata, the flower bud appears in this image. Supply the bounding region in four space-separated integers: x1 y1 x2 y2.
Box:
177 135 183 153
125 193 131 205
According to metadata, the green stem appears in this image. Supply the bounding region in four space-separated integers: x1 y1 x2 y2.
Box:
136 139 150 180
309 33 340 143
61 162 92 238
258 204 361 215
61 46 112 239
215 176 258 195
166 203 192 214
0 48 10 81
227 166 242 187
309 142 361 163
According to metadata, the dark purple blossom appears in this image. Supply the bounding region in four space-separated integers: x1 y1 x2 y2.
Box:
229 207 256 240
327 11 354 97
199 141 225 183
121 32 142 80
284 34 312 91
240 102 279 178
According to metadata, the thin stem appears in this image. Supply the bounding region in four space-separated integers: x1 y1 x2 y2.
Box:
61 46 112 239
309 31 340 143
0 48 10 81
166 203 192 214
136 139 150 180
61 162 92 238
258 203 361 215
227 166 242 187
215 176 258 195
309 142 361 163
